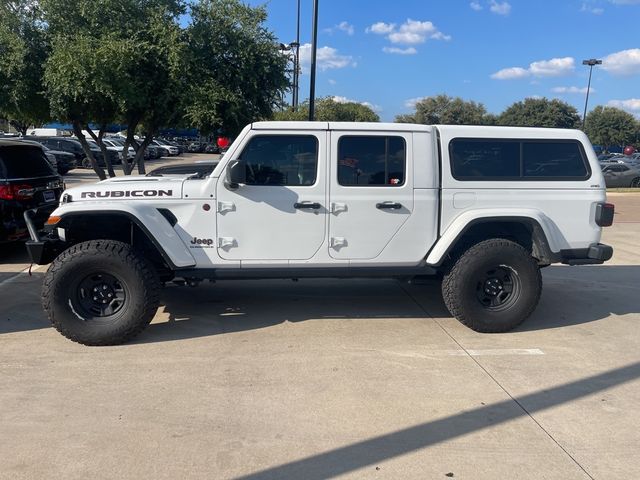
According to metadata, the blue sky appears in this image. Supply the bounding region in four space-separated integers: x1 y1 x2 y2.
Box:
248 0 640 121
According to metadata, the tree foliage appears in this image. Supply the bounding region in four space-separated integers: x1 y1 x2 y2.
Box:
395 95 490 125
274 97 380 122
498 98 581 129
185 0 289 136
585 106 639 150
0 1 50 135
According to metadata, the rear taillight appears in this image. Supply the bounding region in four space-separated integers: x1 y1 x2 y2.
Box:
0 184 35 201
596 202 615 227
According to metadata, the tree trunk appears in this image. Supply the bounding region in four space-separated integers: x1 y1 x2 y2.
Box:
121 120 140 175
87 125 116 178
10 120 28 136
72 122 106 180
135 136 153 175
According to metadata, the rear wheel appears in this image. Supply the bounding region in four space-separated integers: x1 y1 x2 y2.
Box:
442 238 542 333
81 157 92 168
631 177 640 188
42 240 160 345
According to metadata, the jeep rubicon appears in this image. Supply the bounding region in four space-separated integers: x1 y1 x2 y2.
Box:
25 122 614 345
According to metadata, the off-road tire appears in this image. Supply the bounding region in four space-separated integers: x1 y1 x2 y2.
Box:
42 240 160 345
442 238 542 333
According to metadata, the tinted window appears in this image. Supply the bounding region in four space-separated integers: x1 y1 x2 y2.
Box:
450 139 590 180
239 135 318 186
523 142 588 178
450 140 519 179
0 145 56 178
337 136 406 186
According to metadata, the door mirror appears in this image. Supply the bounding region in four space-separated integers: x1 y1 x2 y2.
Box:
225 160 246 189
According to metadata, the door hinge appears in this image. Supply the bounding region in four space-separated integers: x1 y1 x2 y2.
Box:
217 201 235 214
330 237 347 249
218 237 237 249
330 202 347 214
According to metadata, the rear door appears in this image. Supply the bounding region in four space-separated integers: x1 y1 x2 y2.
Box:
328 131 414 260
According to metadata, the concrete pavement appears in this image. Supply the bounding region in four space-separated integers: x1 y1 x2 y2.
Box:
0 199 639 479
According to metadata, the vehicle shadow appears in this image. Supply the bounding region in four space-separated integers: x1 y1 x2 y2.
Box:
0 241 31 266
136 265 640 343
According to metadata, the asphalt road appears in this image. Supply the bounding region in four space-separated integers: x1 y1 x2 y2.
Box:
1 187 639 479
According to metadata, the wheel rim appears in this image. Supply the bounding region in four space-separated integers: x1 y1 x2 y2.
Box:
475 265 522 312
72 272 127 319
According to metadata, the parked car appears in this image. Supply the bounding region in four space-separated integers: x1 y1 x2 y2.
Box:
0 140 64 242
156 139 180 156
28 137 114 168
601 163 640 188
147 160 219 178
84 139 123 165
150 140 174 157
145 144 162 160
204 143 220 154
18 139 77 175
103 139 135 160
188 142 203 153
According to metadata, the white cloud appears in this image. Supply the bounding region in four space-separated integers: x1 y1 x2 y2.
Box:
404 97 428 108
608 99 640 115
601 48 640 76
608 0 640 4
489 0 512 15
552 86 594 94
383 46 418 55
387 19 451 44
366 22 395 34
581 2 605 14
325 21 354 36
328 79 336 85
331 96 382 112
298 43 356 72
470 1 483 10
529 57 575 77
491 57 575 80
491 67 530 80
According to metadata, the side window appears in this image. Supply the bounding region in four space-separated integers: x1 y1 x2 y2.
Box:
238 135 318 186
337 136 406 186
450 140 519 179
450 139 590 180
523 142 589 178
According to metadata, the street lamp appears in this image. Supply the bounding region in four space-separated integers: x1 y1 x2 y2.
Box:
582 58 602 129
308 0 319 121
292 0 301 110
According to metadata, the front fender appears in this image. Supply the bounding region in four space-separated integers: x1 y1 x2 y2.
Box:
52 202 196 268
426 208 566 266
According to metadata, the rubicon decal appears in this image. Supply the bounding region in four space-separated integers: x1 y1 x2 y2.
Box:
81 190 173 198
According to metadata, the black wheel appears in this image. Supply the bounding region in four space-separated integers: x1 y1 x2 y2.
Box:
442 238 542 333
81 158 92 168
631 177 640 188
42 240 160 345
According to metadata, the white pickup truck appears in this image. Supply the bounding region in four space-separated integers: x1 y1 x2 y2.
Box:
25 122 614 345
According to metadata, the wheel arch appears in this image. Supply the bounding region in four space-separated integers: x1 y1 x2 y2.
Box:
427 213 559 267
54 207 196 270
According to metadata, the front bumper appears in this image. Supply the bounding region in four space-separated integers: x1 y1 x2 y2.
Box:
560 243 613 265
23 206 66 265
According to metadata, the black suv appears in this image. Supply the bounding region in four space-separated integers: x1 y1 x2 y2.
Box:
1 140 64 242
28 137 119 168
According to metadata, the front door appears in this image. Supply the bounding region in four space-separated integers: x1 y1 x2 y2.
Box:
328 131 413 260
216 132 326 261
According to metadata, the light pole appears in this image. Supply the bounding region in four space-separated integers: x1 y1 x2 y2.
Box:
582 58 602 129
308 0 319 121
292 0 301 110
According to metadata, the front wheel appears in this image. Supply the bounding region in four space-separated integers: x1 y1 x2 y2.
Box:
442 238 542 333
42 240 160 345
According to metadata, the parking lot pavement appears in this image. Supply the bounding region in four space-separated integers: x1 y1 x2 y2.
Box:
1 199 639 480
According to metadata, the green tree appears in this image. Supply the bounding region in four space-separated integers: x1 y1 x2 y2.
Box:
585 106 639 151
42 0 187 176
0 1 50 135
395 94 490 125
498 97 580 128
184 0 290 136
274 97 380 122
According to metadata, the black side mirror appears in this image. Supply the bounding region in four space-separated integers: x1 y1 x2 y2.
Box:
226 160 246 189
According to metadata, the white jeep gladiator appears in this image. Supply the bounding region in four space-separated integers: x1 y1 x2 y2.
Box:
25 122 614 345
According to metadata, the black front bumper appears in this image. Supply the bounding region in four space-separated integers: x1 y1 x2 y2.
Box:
23 206 66 265
560 243 614 265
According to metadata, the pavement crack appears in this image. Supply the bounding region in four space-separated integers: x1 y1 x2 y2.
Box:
398 281 596 480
